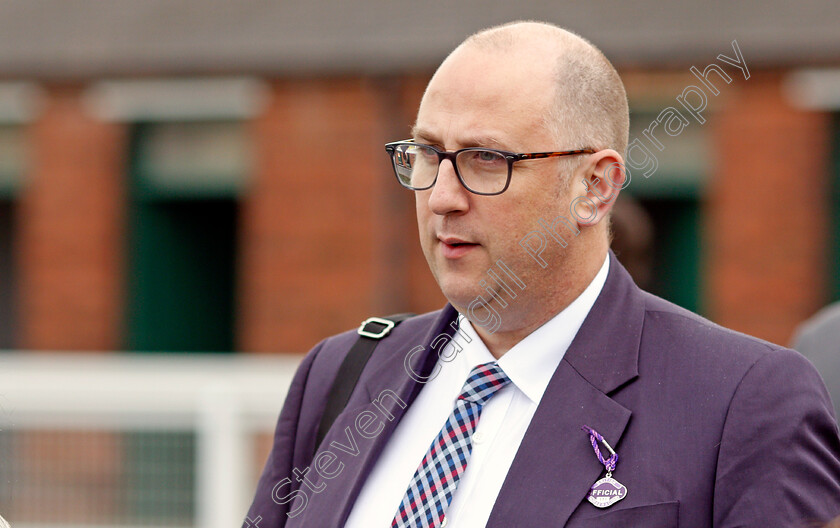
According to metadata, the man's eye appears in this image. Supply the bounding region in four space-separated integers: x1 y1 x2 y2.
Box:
476 150 503 163
417 147 438 161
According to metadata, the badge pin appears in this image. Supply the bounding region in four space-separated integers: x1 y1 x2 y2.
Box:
587 475 628 508
582 425 627 509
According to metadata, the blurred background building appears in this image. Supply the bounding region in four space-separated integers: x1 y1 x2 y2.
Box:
0 0 838 526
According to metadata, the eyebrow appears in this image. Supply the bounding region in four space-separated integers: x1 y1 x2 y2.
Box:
410 126 437 144
410 127 510 151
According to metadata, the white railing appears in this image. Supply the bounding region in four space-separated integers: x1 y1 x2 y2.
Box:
0 351 305 528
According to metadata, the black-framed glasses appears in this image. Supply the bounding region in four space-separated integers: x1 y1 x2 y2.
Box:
385 140 595 196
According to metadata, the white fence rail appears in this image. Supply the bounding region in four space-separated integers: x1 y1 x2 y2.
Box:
0 352 304 528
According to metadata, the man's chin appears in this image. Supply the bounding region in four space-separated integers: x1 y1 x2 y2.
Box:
436 280 485 313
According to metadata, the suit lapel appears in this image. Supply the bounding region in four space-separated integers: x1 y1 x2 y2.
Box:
295 305 460 528
487 361 631 526
488 252 645 527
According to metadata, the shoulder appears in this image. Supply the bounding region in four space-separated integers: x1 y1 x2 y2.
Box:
632 289 831 411
303 308 447 384
285 308 447 455
634 290 840 520
639 289 790 367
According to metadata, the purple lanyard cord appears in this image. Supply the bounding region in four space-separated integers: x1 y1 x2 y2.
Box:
581 425 618 474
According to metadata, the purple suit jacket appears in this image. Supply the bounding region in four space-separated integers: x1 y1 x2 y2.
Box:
245 253 840 527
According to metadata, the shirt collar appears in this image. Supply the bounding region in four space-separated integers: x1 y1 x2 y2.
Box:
455 253 610 405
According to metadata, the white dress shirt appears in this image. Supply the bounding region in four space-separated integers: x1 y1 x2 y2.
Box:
345 255 609 527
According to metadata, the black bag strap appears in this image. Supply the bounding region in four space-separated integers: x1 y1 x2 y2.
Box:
314 313 414 453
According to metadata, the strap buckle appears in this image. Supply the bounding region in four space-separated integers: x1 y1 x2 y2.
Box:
357 317 396 339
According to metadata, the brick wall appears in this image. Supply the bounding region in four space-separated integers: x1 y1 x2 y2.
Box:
239 78 389 353
238 76 445 353
18 84 126 351
706 72 831 346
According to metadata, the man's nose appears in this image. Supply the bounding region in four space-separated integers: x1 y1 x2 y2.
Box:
427 159 470 215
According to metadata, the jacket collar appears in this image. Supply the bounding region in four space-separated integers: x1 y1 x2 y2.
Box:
563 250 643 394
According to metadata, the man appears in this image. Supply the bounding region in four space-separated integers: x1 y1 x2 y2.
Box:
246 21 840 527
793 301 840 418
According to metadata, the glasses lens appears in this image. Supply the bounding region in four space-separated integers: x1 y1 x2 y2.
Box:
392 143 438 189
456 149 509 194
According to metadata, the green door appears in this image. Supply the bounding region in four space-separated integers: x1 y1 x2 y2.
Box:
126 121 249 352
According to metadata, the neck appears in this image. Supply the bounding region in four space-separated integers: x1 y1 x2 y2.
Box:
471 246 607 359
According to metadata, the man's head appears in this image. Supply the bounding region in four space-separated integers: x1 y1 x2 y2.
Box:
409 21 629 336
461 21 629 159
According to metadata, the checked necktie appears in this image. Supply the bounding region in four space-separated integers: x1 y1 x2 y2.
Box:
391 362 511 528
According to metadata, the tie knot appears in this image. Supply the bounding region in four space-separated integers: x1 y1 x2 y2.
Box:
457 362 511 405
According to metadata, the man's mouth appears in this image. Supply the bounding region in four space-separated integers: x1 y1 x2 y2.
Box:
438 237 479 258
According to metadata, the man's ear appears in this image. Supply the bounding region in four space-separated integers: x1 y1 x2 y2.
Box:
569 149 628 228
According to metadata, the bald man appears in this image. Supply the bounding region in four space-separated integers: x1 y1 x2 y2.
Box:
245 21 840 527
